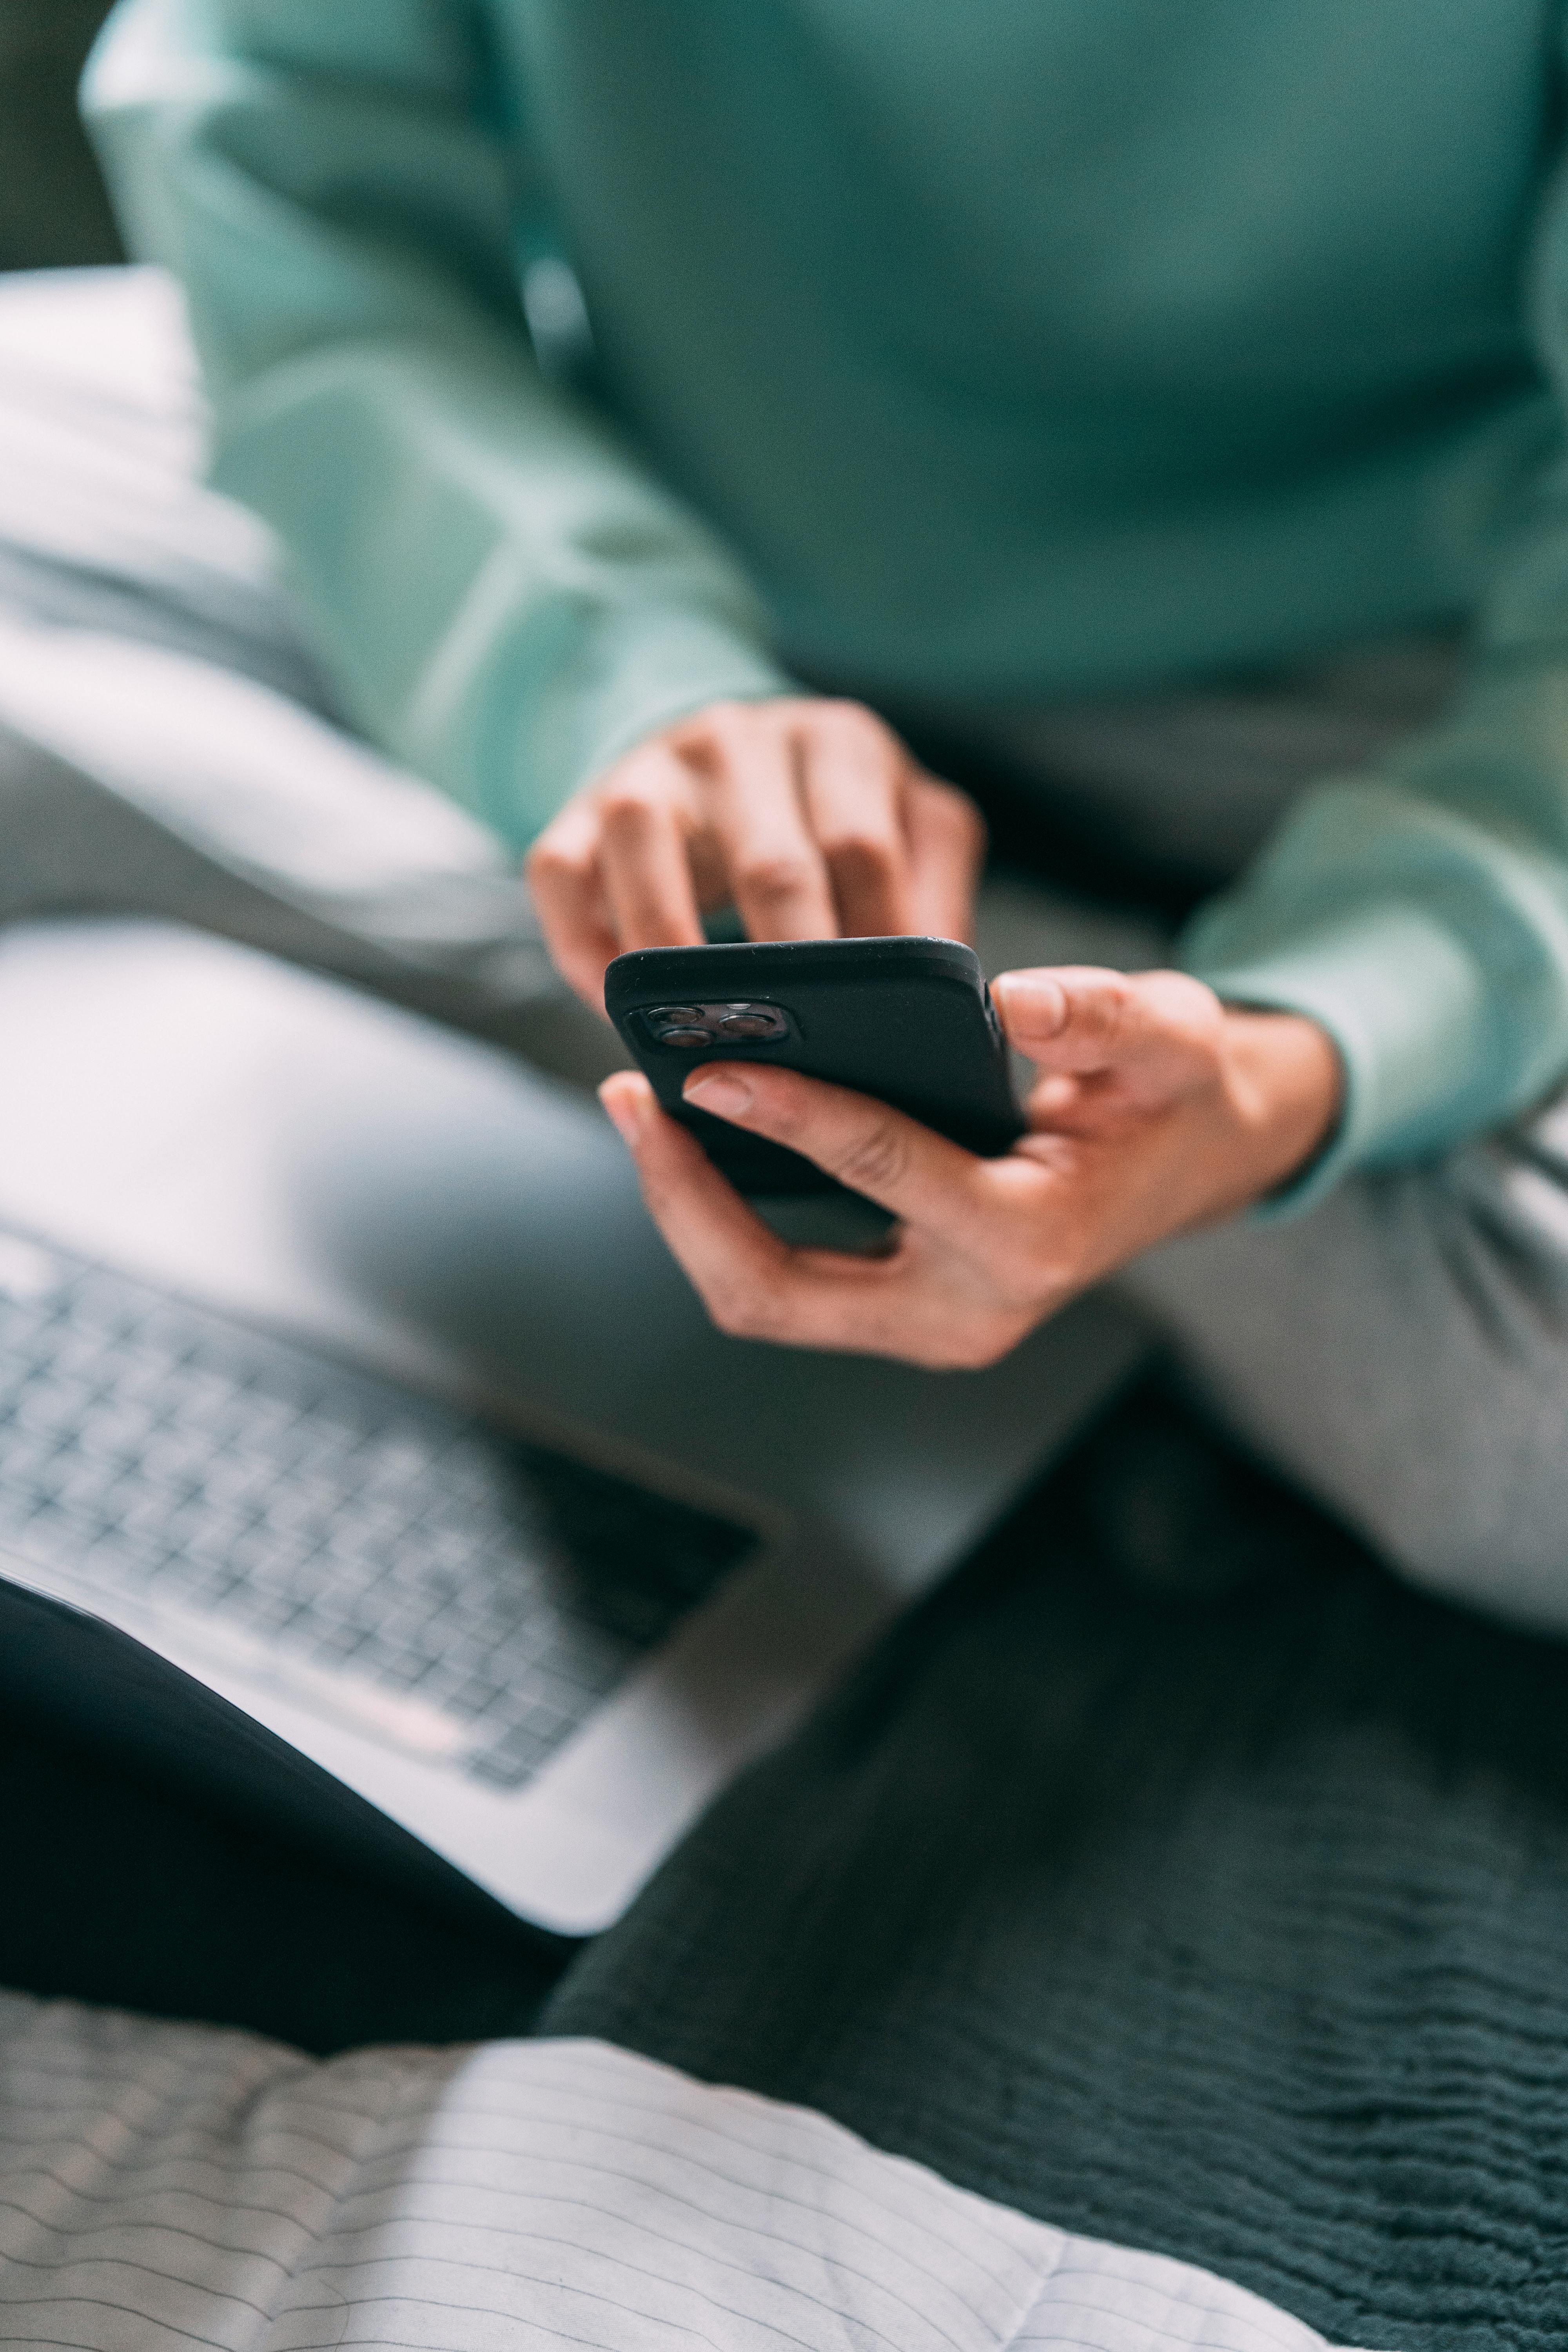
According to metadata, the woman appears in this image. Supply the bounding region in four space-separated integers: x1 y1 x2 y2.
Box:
86 0 1568 1621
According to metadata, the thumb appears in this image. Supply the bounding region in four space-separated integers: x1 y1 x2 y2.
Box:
994 967 1223 1080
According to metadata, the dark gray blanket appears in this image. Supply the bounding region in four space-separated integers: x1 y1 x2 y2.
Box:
546 1381 1568 2350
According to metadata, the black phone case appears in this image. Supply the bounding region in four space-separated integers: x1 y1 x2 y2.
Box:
605 936 1024 1195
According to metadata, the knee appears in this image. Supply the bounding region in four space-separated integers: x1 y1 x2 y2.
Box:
1352 1465 1568 1643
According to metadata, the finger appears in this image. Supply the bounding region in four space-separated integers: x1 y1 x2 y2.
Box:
689 706 839 940
525 801 623 1009
795 704 912 935
677 1058 992 1234
1025 1070 1087 1123
595 742 707 951
994 966 1221 1078
904 773 986 943
600 1070 905 1350
600 1069 792 1301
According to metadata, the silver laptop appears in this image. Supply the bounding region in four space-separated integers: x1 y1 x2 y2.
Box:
0 915 1144 1936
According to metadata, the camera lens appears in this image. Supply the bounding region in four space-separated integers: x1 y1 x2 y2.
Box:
646 1005 712 1047
717 1004 787 1039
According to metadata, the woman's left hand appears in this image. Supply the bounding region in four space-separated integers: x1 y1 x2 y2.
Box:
599 966 1343 1368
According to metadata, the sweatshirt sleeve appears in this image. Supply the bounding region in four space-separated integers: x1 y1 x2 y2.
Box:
81 0 794 851
1180 85 1568 1209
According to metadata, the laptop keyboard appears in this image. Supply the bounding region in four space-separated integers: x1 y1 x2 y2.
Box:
0 1231 758 1788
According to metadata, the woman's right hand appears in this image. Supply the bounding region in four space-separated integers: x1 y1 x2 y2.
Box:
525 695 986 1011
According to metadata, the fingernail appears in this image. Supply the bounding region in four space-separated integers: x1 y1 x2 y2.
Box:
683 1069 754 1120
995 973 1068 1036
598 1078 646 1145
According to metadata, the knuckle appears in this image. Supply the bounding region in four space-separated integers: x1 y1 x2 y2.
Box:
911 776 987 861
822 824 900 875
949 1329 1014 1371
936 787 988 853
828 1115 910 1196
701 699 770 750
602 736 670 783
598 775 668 831
955 796 988 854
1015 1266 1070 1321
707 1279 780 1342
1079 976 1133 1045
818 700 895 755
915 1319 1018 1372
524 834 579 884
737 850 816 906
1152 969 1224 1039
706 1289 749 1338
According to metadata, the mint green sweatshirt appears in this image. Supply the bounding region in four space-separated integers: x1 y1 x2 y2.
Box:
83 0 1568 1204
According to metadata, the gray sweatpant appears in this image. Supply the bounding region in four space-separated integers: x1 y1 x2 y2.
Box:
5 267 1567 1633
974 878 1568 1633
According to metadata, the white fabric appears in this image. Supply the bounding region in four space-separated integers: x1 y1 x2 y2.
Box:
0 269 607 1067
0 268 334 711
0 1990 1361 2351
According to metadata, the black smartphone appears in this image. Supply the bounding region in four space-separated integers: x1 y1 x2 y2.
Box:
604 935 1024 1196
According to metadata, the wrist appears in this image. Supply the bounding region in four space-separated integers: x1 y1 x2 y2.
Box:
1219 1007 1345 1199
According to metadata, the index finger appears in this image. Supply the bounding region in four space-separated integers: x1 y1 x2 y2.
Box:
904 773 986 944
680 1059 993 1236
688 707 840 941
594 741 708 951
524 797 622 1009
599 1070 897 1350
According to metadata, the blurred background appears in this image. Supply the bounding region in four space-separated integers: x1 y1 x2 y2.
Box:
1 0 121 271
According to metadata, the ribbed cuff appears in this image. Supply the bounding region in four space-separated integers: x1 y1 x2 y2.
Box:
474 601 796 850
568 604 797 795
1183 900 1493 1218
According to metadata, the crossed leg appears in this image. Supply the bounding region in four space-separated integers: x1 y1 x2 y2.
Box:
1121 1101 1568 1632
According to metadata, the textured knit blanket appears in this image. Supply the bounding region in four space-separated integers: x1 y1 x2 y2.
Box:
542 1379 1568 2350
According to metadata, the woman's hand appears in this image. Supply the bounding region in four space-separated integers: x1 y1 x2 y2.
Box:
599 966 1343 1368
526 697 985 1011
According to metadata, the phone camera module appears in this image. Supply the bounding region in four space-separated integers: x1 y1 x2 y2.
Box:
716 1003 787 1040
643 1000 789 1047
